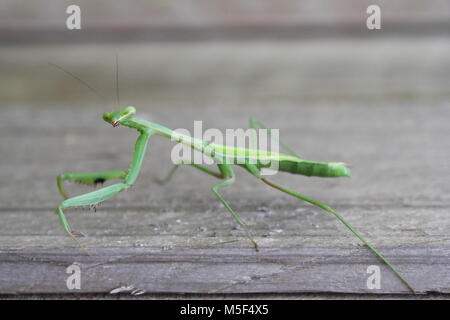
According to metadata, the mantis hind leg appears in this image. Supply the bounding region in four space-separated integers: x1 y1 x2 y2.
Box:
245 164 415 293
249 118 301 158
57 170 127 199
212 164 258 251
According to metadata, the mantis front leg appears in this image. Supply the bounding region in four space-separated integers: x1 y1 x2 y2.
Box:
56 130 153 242
57 170 127 199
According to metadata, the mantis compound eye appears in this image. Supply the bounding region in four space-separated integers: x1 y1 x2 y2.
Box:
102 112 112 122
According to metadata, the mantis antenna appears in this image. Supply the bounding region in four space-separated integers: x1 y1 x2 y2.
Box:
49 55 122 107
115 53 120 106
48 62 108 103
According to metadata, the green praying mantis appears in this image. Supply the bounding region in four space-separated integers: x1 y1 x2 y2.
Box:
52 56 414 293
55 106 415 293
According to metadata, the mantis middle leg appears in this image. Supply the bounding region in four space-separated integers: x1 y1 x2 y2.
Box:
212 164 258 251
155 162 223 185
157 161 257 249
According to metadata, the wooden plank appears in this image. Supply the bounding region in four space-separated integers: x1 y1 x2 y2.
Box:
1 246 448 294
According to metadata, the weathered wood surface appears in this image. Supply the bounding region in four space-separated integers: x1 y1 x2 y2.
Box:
0 38 449 296
0 246 448 295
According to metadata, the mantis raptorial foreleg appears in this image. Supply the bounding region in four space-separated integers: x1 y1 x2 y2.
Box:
56 130 152 243
57 170 127 199
57 183 128 236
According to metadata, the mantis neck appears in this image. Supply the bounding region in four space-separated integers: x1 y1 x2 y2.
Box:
121 116 208 153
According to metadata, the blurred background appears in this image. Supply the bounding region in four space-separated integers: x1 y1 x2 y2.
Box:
2 0 450 107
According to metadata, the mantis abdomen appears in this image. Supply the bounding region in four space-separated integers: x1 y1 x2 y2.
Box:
275 160 351 177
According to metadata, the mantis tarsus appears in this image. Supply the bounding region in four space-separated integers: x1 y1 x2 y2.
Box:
55 106 415 293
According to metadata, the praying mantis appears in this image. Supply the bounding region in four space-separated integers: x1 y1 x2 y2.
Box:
55 106 415 293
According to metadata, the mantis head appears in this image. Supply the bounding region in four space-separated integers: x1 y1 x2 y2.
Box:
103 106 136 127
